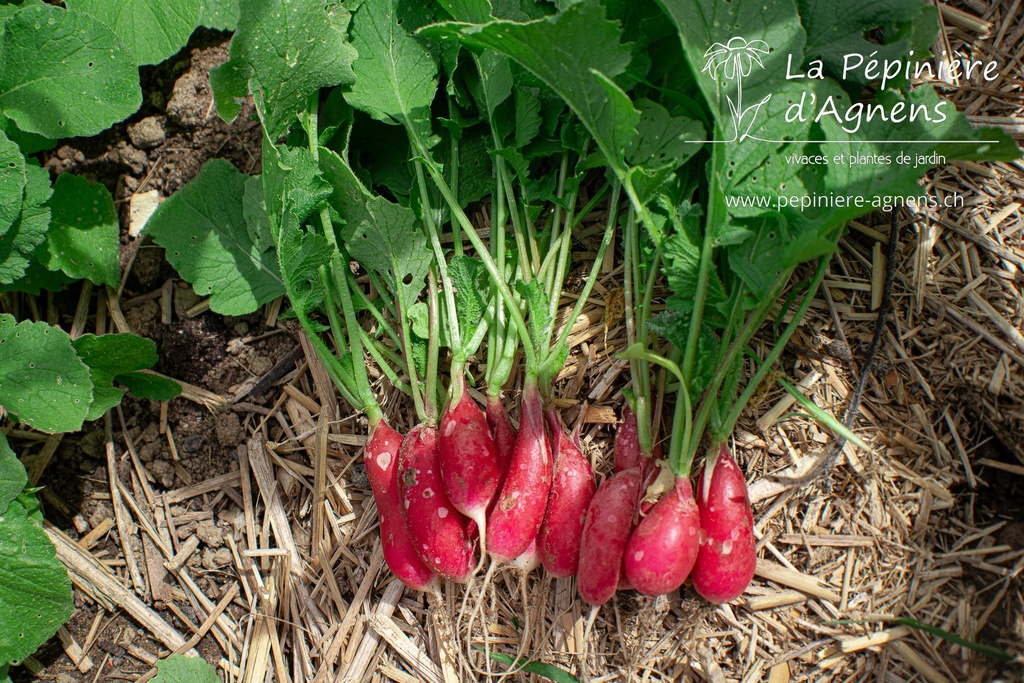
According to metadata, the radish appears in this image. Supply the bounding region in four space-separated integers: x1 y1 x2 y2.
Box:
364 421 438 592
486 378 553 562
486 395 516 487
398 424 476 582
691 446 756 604
614 404 641 473
624 476 700 596
577 467 641 606
439 374 501 548
537 410 595 578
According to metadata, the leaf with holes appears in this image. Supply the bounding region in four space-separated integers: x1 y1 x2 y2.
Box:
199 0 238 31
0 315 93 433
37 174 120 288
64 0 202 66
145 159 285 315
151 654 220 683
72 334 163 421
0 164 51 286
0 4 141 139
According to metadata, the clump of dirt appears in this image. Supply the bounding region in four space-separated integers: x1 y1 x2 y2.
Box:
159 318 227 384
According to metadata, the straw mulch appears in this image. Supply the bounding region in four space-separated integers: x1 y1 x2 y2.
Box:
26 2 1024 682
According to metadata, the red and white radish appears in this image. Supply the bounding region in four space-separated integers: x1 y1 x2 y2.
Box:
537 411 595 578
439 375 501 547
624 476 700 596
486 379 553 562
691 446 756 603
614 404 642 473
364 421 438 592
398 424 476 582
577 467 641 606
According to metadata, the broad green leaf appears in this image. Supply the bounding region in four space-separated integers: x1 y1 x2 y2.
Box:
0 499 73 669
626 99 705 170
0 432 25 510
39 174 120 288
114 371 182 402
243 174 273 252
0 4 141 139
0 130 26 236
151 654 220 683
344 196 432 308
145 159 285 315
514 279 552 357
208 58 250 125
276 224 329 317
220 0 357 138
345 0 439 151
800 0 936 86
64 0 202 66
319 146 374 231
72 334 160 421
0 165 51 285
424 1 638 170
200 0 238 31
0 315 93 433
0 258 75 295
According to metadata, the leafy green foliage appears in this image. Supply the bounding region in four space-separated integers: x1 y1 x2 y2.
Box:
0 131 25 235
38 174 120 288
425 1 639 169
64 0 202 66
115 371 183 402
145 159 285 315
200 0 239 31
0 433 73 672
151 654 220 683
0 165 51 285
211 0 358 139
0 4 141 139
72 334 164 420
0 315 92 433
345 0 440 151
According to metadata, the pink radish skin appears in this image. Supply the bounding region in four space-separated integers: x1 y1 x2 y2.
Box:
398 424 475 582
439 375 501 534
624 476 700 596
486 380 553 562
364 422 438 592
614 405 641 473
486 395 517 476
691 446 756 604
577 468 641 606
511 537 540 573
537 411 596 578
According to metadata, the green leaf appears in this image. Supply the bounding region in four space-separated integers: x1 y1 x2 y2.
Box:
39 174 120 288
218 0 357 139
0 130 26 236
0 164 50 286
344 195 432 307
626 99 705 170
800 0 936 86
449 255 487 349
0 258 75 295
0 432 25 511
0 4 141 139
514 279 552 357
72 334 160 421
114 371 182 402
145 159 285 315
345 0 439 152
243 174 273 252
424 0 638 170
0 315 93 433
64 0 202 66
151 654 220 683
200 0 238 31
474 647 580 683
0 498 73 669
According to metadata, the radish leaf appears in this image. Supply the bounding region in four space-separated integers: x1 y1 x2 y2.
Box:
0 315 92 433
64 0 202 66
0 165 51 285
0 4 141 139
72 334 162 421
145 159 285 315
39 174 120 288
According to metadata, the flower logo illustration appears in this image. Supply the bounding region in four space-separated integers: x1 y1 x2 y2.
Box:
702 37 772 142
